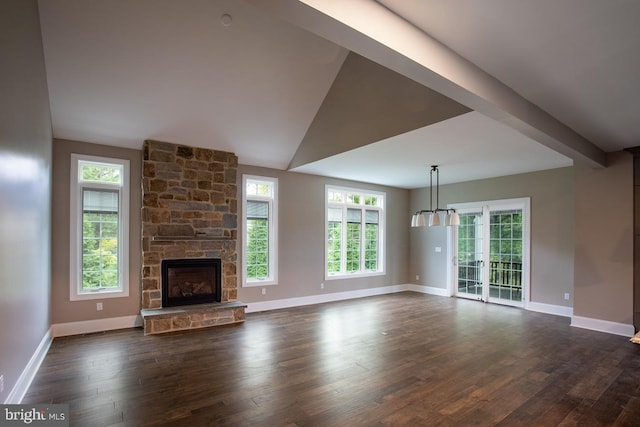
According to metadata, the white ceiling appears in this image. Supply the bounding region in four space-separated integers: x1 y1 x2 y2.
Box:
37 0 348 170
377 0 640 152
292 111 572 187
37 0 640 189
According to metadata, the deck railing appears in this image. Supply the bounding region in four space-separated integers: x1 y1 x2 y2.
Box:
458 260 522 288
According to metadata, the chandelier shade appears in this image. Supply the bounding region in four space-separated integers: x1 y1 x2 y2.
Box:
411 213 426 227
445 211 460 226
429 212 440 227
410 165 459 228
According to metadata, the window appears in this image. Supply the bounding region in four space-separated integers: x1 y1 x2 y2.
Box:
326 186 385 279
243 175 278 286
70 154 129 300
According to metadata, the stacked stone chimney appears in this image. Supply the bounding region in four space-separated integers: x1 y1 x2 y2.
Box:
141 140 238 311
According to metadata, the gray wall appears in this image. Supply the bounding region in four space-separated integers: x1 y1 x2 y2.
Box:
0 0 52 402
47 146 635 329
410 167 575 307
51 139 142 324
574 151 633 324
409 159 635 326
237 165 409 303
50 151 405 319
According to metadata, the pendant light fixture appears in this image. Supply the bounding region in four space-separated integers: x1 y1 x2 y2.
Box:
411 165 460 227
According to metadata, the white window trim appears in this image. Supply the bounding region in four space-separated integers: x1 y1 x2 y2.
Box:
242 175 278 287
325 185 386 281
70 154 130 301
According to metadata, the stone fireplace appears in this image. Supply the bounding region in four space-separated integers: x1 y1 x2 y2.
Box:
140 140 245 334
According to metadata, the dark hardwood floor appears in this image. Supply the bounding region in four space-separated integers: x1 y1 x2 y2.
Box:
24 293 640 426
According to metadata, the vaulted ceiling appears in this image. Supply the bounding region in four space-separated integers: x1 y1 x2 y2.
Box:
37 0 640 188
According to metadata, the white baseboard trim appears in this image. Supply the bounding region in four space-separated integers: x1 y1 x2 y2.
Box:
407 284 450 297
245 284 410 313
5 329 52 404
527 301 573 318
51 315 143 338
571 315 635 337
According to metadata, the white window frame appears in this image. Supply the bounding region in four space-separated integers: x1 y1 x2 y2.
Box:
242 175 278 287
70 154 130 301
325 185 386 280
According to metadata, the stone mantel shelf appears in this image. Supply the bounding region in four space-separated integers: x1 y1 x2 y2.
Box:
152 236 236 241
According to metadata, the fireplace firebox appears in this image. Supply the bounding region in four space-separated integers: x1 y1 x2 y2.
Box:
161 258 222 307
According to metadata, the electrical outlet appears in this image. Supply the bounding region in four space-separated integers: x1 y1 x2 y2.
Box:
261 288 266 295
96 302 103 311
416 275 420 281
435 246 442 253
320 282 324 289
564 293 570 301
0 374 4 393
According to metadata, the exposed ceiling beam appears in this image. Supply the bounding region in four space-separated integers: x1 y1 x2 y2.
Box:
249 0 606 168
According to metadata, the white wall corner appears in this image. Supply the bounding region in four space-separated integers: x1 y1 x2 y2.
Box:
5 329 52 404
51 315 143 338
571 315 635 337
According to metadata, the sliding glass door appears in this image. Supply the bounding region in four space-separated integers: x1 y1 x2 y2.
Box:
488 208 524 303
450 198 529 307
456 210 484 300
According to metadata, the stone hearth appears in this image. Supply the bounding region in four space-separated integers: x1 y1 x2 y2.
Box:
141 140 244 334
141 301 246 335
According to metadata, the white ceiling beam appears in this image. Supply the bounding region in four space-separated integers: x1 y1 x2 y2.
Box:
248 0 606 168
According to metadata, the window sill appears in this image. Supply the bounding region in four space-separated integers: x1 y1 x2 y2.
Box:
152 236 235 241
70 289 129 301
243 280 278 288
325 271 385 281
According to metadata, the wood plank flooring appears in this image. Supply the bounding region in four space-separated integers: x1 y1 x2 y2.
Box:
23 293 640 426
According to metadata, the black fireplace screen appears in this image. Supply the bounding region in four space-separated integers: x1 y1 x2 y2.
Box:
161 258 222 307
